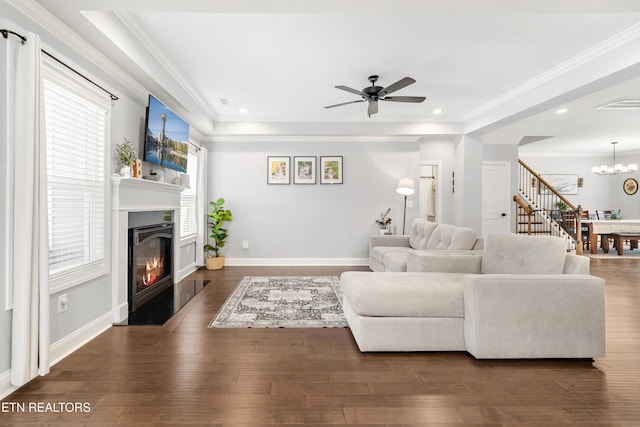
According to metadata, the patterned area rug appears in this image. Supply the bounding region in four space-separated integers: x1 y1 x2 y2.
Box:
208 276 347 328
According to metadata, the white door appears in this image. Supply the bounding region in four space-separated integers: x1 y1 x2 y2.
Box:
482 161 511 239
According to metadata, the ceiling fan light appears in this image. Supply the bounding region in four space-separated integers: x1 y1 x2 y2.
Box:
629 164 638 172
615 163 623 171
621 166 629 173
592 166 601 174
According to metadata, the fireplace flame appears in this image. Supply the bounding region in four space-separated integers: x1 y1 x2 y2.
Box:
142 256 164 286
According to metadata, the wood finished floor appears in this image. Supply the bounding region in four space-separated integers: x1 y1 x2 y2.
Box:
2 261 640 426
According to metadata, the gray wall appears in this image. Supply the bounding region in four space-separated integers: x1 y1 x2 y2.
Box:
207 140 420 262
0 12 13 375
0 6 198 380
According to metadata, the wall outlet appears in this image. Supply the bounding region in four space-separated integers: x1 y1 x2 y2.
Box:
407 199 414 208
57 294 68 314
242 240 249 250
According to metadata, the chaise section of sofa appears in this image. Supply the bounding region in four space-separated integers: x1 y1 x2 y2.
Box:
343 232 606 359
341 272 467 352
369 219 482 272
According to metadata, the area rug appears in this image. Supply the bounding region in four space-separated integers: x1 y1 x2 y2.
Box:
586 248 640 259
208 276 347 328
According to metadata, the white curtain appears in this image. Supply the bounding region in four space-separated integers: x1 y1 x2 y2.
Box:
195 146 208 266
10 31 50 386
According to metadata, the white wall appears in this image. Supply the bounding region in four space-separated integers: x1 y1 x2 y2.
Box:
207 140 420 263
519 153 640 219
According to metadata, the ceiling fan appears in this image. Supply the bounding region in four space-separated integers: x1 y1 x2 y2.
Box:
324 75 426 117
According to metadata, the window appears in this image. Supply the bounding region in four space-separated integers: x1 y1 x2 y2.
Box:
43 61 111 291
180 150 198 239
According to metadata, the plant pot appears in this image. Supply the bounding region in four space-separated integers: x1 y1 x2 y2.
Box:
119 166 132 177
205 255 225 270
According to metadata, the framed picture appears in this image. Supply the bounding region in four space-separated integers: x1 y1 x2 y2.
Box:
539 174 578 195
267 156 290 184
293 156 316 184
623 178 638 195
320 156 343 184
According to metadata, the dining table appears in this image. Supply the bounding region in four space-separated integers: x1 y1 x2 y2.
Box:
582 220 640 255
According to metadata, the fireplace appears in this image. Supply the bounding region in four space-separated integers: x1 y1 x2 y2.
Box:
128 222 174 313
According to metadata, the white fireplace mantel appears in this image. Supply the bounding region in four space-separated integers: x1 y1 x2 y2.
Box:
111 176 184 322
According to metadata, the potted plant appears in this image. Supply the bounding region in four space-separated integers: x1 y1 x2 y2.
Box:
115 138 137 177
375 208 392 235
204 198 233 270
555 200 569 211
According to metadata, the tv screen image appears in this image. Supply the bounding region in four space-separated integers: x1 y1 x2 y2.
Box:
144 95 189 173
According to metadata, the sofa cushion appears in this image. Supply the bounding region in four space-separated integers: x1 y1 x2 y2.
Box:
426 224 478 250
382 251 409 272
481 233 567 274
409 219 439 249
340 272 465 318
370 246 412 264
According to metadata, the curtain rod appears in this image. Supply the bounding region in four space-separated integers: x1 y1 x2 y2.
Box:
1 28 119 101
1 29 26 44
42 50 119 101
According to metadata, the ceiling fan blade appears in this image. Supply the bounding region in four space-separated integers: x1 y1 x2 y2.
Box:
378 77 416 97
335 85 365 96
367 100 378 117
324 100 366 109
382 96 426 103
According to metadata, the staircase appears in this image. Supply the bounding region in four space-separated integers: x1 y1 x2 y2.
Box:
515 160 584 254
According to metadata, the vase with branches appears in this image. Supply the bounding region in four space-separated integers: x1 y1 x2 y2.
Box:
375 208 392 234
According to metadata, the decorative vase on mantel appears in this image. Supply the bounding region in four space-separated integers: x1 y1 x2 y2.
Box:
119 166 132 178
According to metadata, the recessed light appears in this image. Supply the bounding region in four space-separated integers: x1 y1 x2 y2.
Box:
239 108 248 114
432 108 443 115
556 108 568 114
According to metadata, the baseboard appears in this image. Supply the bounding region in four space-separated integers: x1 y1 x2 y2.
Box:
176 262 197 282
225 257 368 266
0 369 18 400
113 301 129 324
49 311 113 367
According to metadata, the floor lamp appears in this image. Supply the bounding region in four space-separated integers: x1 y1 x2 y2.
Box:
396 178 415 235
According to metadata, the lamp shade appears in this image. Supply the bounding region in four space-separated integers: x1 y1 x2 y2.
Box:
396 178 415 196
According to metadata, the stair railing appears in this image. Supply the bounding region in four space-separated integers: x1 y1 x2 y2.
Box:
517 160 584 254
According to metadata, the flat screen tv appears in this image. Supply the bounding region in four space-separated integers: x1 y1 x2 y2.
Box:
143 95 189 173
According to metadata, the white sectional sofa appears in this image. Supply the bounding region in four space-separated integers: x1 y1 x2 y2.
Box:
342 233 606 359
369 219 483 272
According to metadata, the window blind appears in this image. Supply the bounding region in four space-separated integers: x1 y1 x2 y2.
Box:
180 150 198 238
43 72 109 280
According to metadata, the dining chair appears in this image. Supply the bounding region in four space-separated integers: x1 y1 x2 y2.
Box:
580 210 590 250
596 210 615 251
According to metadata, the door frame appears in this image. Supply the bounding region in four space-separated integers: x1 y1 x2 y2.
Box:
482 161 512 238
419 160 442 223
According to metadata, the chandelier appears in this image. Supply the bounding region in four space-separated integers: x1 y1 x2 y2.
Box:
592 141 638 175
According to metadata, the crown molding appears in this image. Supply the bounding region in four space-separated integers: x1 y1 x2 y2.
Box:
5 0 148 102
465 22 640 122
115 12 218 122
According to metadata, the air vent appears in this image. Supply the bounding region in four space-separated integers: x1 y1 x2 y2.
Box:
596 98 640 109
220 98 230 105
